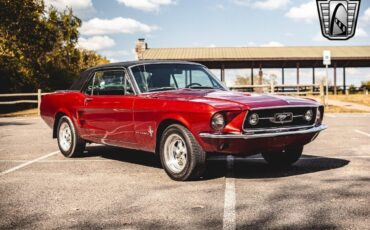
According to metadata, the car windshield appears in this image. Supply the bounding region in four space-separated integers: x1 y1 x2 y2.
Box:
130 63 225 93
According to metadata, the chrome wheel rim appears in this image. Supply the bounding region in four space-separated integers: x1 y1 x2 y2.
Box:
59 122 72 152
163 134 187 173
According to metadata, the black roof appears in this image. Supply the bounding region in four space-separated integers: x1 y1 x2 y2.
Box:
70 60 201 90
87 60 200 71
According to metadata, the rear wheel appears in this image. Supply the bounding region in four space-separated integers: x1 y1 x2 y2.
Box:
262 146 303 167
159 124 206 181
57 116 86 157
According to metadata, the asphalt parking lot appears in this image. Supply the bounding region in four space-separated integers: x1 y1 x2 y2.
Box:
0 115 369 229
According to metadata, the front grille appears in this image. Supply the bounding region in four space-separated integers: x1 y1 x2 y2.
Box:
243 106 317 131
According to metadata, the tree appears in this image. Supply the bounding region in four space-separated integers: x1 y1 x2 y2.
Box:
0 0 109 93
361 80 370 90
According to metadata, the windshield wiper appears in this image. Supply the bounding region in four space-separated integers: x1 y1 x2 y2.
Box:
148 87 177 92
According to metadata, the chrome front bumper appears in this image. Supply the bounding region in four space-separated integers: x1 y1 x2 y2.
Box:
199 124 328 140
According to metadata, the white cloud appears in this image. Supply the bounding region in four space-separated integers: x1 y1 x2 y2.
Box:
355 28 368 37
116 0 175 12
215 4 225 10
99 50 131 61
80 17 158 36
361 7 370 24
260 41 284 47
285 1 317 23
78 36 115 50
44 0 95 17
254 0 290 10
246 41 257 46
233 0 290 10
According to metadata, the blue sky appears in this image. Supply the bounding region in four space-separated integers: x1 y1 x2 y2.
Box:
45 0 370 86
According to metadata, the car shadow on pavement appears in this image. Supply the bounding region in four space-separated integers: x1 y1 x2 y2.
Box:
82 145 162 169
81 145 349 180
0 121 32 126
204 155 350 180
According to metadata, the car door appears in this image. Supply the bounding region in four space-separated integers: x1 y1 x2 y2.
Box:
78 68 137 147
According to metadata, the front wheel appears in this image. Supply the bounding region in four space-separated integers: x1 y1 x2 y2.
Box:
159 124 206 181
57 116 86 157
262 146 303 167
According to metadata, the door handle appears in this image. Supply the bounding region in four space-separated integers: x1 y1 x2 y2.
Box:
84 98 93 105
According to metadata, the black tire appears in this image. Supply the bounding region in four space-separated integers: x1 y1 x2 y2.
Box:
262 146 303 167
159 124 206 181
57 116 86 158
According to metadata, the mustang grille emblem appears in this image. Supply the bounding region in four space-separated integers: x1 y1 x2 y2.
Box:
271 113 294 124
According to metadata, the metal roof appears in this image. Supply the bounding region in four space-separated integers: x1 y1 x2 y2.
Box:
138 46 370 68
139 46 370 61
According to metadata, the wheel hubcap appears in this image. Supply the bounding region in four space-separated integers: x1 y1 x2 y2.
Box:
164 134 187 173
59 122 72 152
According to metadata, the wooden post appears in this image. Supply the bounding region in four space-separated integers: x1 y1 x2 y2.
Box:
257 65 263 93
333 63 337 95
258 65 263 85
251 67 254 86
37 89 41 116
296 63 300 93
312 67 315 92
343 67 346 95
270 81 275 93
220 64 225 83
282 67 285 92
319 81 324 104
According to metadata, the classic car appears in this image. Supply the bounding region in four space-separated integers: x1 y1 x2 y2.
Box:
40 61 327 181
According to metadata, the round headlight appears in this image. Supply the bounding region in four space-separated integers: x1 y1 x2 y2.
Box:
211 113 226 131
249 113 259 126
304 109 313 121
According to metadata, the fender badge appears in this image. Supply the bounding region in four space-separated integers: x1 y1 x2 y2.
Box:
148 126 154 137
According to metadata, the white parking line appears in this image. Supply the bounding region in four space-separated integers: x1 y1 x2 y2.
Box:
354 129 370 137
223 155 236 230
0 151 59 176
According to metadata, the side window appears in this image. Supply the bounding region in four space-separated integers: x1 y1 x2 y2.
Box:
83 70 134 96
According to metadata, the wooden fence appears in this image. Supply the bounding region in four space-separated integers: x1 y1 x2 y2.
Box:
0 89 49 115
0 84 326 116
229 82 324 95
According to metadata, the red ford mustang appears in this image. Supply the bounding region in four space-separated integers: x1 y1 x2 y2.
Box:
41 61 327 180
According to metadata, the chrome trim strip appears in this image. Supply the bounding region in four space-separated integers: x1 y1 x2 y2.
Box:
244 125 315 134
258 114 304 120
199 124 327 140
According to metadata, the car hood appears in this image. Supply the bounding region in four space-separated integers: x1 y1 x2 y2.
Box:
142 89 319 110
